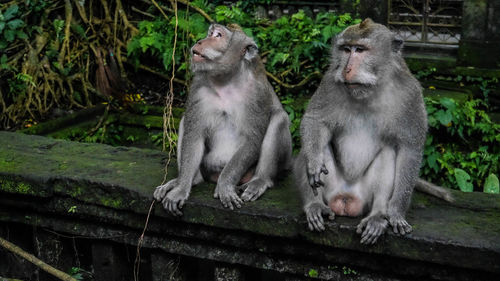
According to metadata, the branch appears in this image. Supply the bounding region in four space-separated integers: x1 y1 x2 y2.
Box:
266 70 322 89
121 56 187 86
0 237 77 281
151 0 170 21
116 0 139 35
177 0 213 22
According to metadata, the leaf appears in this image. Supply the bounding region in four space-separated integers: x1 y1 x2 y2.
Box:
0 22 5 33
440 97 456 111
454 168 473 192
4 5 19 21
7 19 24 30
435 110 452 126
0 40 7 50
16 30 27 39
483 174 499 194
4 28 16 42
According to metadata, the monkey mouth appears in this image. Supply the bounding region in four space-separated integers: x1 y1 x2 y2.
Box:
192 50 208 62
344 82 363 89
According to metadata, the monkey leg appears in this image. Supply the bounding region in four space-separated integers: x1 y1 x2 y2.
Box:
240 110 292 202
295 148 335 232
387 147 420 235
356 147 396 244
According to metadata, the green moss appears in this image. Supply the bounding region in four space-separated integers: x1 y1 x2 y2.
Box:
1 179 33 194
100 197 124 209
308 269 318 278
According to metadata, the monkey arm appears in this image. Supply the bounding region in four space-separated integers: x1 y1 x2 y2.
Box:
300 115 333 191
177 129 205 189
218 137 261 186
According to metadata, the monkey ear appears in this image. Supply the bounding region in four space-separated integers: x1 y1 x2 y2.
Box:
244 44 259 61
392 36 404 53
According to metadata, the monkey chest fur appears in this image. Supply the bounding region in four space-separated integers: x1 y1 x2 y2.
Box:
333 118 384 182
197 86 250 172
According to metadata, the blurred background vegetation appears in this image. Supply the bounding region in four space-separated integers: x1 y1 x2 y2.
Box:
0 0 498 193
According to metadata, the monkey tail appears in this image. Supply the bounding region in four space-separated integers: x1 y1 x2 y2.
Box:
415 178 454 202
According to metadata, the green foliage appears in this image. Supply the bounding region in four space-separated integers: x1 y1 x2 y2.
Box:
422 97 500 192
127 2 359 96
0 4 27 49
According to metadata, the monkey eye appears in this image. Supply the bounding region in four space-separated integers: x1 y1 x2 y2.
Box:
342 46 350 53
215 32 222 38
355 47 366 53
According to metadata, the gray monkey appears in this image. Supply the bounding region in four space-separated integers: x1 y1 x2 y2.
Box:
154 24 292 215
294 19 452 244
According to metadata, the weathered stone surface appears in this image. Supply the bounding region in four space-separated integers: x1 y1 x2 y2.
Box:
0 131 499 280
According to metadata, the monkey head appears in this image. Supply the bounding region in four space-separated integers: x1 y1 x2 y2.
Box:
330 18 404 99
190 24 259 77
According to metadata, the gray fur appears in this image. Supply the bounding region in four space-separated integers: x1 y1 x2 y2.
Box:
154 24 292 215
294 19 451 244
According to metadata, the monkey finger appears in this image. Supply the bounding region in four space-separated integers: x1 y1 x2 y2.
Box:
312 186 319 196
307 220 315 232
321 165 329 175
314 173 322 186
308 176 316 188
316 178 325 187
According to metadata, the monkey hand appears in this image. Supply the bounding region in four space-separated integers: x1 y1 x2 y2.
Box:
153 178 178 201
387 212 412 235
306 158 329 195
239 178 273 202
305 202 335 232
214 183 243 210
156 180 190 216
356 214 388 245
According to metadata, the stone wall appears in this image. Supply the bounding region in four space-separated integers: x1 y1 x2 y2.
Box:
0 131 499 280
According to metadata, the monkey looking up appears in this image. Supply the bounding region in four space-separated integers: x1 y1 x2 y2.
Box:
154 24 292 215
294 19 452 244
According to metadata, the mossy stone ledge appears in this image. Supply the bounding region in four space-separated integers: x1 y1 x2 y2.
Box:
0 131 499 280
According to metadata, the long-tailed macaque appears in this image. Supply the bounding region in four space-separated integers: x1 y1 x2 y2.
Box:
154 24 292 215
294 19 452 244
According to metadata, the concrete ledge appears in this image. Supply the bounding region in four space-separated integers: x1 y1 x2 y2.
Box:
0 131 499 280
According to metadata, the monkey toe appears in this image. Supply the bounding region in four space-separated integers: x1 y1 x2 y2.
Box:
240 178 271 202
217 187 243 210
357 215 388 244
389 216 412 235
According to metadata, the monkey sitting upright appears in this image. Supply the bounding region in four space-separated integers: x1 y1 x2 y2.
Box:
154 24 292 215
294 19 452 244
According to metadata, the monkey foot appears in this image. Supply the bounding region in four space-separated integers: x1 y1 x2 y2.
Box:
240 178 272 202
305 202 335 232
356 215 388 245
214 184 243 210
388 215 412 235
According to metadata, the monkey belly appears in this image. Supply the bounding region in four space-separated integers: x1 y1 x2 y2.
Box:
328 193 363 217
201 123 255 185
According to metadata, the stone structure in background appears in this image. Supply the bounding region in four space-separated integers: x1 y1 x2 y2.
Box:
236 0 500 68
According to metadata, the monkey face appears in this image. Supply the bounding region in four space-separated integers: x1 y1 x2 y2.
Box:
190 24 259 77
330 19 403 99
190 24 233 73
